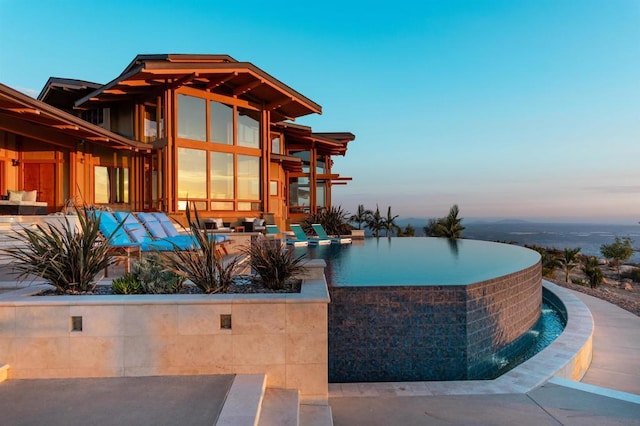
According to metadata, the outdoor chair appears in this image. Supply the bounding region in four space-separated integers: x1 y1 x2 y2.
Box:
91 210 141 274
290 224 331 246
135 212 230 255
113 211 186 251
311 223 352 245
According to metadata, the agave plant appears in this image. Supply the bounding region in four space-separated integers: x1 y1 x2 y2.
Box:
158 203 240 293
244 239 306 290
301 205 352 236
2 207 114 293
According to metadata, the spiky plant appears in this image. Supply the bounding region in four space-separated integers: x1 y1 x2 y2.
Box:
2 207 114 293
111 273 142 294
159 203 239 293
244 239 306 290
301 205 351 236
132 253 184 294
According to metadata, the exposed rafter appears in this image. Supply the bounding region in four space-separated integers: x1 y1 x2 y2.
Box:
206 72 238 90
233 80 263 96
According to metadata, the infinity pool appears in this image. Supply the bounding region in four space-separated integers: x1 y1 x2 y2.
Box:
297 237 546 381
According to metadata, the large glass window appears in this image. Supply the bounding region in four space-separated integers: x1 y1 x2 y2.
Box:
237 155 260 200
177 94 206 141
94 166 129 204
271 134 281 154
292 151 310 173
143 105 158 142
177 147 207 199
316 157 326 174
210 101 233 144
237 109 260 148
210 152 234 199
289 177 310 211
316 180 326 208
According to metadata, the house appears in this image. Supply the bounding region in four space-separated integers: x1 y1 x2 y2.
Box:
0 54 354 228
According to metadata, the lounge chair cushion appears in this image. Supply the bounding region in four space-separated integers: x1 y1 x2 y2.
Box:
152 213 181 237
137 212 168 238
94 211 136 247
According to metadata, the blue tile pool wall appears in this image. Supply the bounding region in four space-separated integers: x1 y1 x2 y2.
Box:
328 262 542 382
465 262 542 379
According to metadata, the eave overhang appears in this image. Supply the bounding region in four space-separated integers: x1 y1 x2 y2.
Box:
270 153 303 173
74 54 322 122
0 83 148 151
274 122 354 156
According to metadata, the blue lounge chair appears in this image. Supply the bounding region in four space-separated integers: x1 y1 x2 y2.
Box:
265 224 305 246
290 224 331 246
113 211 190 251
92 210 142 274
311 223 352 245
149 212 229 245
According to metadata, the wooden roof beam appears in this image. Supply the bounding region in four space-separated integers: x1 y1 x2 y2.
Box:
233 80 263 96
52 124 79 131
6 107 40 115
206 72 238 90
168 73 198 90
266 97 293 111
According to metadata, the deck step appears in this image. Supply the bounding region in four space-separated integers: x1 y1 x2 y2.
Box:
257 388 300 426
300 404 334 426
217 374 266 426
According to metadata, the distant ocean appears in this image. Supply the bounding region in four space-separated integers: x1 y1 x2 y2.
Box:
463 222 640 264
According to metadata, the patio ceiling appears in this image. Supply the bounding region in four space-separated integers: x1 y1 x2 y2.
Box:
74 54 322 122
0 83 148 151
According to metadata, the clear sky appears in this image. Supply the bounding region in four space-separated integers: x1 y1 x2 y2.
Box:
1 0 638 224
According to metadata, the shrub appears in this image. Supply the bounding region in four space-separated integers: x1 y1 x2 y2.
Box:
132 253 184 294
621 267 640 283
244 239 306 290
159 203 240 293
301 205 352 236
112 273 142 294
2 207 113 293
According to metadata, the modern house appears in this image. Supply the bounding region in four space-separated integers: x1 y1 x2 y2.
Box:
0 54 354 228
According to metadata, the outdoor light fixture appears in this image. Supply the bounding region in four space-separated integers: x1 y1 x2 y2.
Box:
11 159 20 166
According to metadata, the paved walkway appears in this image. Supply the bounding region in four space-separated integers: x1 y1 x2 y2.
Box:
330 288 640 425
0 375 234 426
574 291 640 395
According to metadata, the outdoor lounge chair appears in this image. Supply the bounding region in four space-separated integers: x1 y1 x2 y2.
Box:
311 223 352 245
265 224 305 246
290 224 331 246
113 211 186 251
135 212 230 254
91 210 142 273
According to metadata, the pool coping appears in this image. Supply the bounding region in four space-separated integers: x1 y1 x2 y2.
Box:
329 280 594 397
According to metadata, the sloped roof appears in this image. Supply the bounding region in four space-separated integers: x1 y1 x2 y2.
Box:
74 54 322 121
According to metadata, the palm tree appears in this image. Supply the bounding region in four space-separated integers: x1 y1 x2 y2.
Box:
558 247 581 283
436 204 465 239
349 204 372 230
423 218 440 237
381 206 399 237
581 256 604 288
366 205 384 238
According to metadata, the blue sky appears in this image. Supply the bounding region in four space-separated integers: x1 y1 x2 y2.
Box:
1 0 638 224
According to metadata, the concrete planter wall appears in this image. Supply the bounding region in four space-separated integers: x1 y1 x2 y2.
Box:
0 260 329 403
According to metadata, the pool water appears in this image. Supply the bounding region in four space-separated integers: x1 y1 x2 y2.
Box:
295 237 540 286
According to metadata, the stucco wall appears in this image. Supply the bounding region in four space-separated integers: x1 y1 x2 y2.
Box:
0 261 329 403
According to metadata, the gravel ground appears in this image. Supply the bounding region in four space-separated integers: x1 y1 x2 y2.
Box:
549 278 640 317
